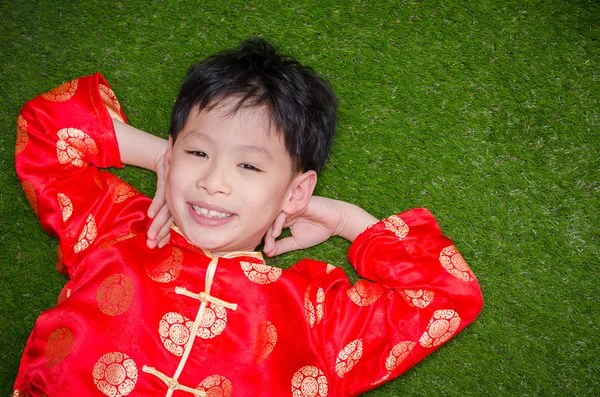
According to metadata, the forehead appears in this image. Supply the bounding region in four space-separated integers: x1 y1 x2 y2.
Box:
177 100 295 169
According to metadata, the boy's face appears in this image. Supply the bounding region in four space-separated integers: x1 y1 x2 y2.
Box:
163 100 298 255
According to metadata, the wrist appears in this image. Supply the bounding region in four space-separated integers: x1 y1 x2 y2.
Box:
334 201 378 242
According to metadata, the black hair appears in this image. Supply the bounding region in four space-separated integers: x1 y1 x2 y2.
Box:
169 38 337 174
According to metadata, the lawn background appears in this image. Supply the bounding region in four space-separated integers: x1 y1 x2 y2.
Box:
0 0 598 396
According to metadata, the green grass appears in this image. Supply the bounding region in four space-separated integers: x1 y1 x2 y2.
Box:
1 0 599 395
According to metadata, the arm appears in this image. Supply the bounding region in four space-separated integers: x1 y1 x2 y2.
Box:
267 199 483 394
15 73 156 275
112 119 172 248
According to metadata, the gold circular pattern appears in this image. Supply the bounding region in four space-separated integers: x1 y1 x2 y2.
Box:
196 374 233 397
335 339 363 378
240 261 282 284
74 214 97 253
325 264 336 274
385 341 416 371
21 180 38 216
304 287 316 327
41 79 79 102
253 320 278 363
146 247 183 283
399 289 434 309
92 352 138 397
419 309 461 348
439 245 475 282
291 366 328 397
109 178 136 204
197 303 228 339
159 312 193 357
57 193 73 222
383 215 409 239
56 128 98 168
96 274 134 316
45 328 74 368
346 280 384 306
99 84 122 118
16 114 29 154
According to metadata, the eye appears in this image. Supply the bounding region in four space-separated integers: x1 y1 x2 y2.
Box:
187 150 208 158
240 163 261 172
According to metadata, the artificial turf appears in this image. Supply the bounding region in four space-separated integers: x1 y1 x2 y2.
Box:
0 0 598 395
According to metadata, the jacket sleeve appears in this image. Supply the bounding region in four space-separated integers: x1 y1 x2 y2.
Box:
301 208 483 396
15 73 148 277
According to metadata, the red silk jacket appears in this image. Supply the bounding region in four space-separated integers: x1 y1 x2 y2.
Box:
13 73 483 397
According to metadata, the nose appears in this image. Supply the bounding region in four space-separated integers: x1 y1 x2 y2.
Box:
196 160 232 195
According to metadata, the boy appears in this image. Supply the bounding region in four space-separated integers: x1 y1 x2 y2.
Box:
14 39 483 396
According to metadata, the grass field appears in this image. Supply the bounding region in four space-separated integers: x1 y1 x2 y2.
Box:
1 0 598 395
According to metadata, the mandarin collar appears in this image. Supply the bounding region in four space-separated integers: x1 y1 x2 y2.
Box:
169 224 265 262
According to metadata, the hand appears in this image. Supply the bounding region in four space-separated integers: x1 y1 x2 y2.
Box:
146 152 172 248
263 196 342 257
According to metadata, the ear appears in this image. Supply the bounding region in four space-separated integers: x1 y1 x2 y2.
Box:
281 170 317 216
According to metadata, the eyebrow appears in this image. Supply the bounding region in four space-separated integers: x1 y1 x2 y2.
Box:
183 130 273 162
236 144 273 162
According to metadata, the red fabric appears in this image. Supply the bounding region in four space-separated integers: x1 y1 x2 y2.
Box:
13 73 483 397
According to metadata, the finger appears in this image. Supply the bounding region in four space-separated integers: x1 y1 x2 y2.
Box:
147 204 171 240
147 183 166 219
157 232 171 248
156 215 173 244
267 237 302 257
263 224 275 254
271 212 287 238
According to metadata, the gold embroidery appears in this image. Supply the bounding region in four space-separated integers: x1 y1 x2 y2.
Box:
335 339 363 378
240 261 282 284
45 328 74 368
146 247 183 283
94 173 104 190
347 280 384 306
56 128 98 168
196 375 233 397
197 303 228 339
385 341 415 371
439 245 475 282
21 181 38 216
57 285 71 305
56 245 64 273
253 320 278 363
159 312 194 357
304 287 315 327
99 84 124 122
399 289 434 308
291 366 328 397
325 264 336 274
57 193 73 222
304 287 325 328
383 215 409 239
98 232 137 250
41 79 78 102
109 178 137 203
316 288 324 325
93 352 138 397
370 372 390 386
419 309 461 348
74 214 97 253
16 114 29 154
97 274 134 316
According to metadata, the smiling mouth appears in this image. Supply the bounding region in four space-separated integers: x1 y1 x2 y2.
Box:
191 204 232 219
